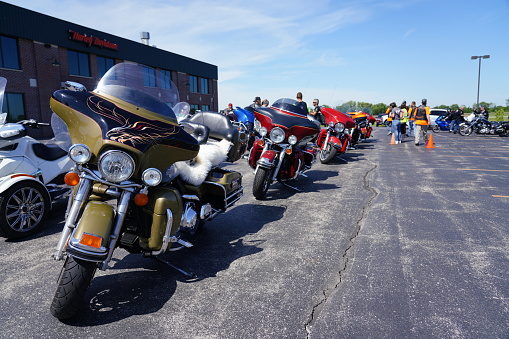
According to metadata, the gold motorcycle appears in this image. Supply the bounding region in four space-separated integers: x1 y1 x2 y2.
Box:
49 63 245 319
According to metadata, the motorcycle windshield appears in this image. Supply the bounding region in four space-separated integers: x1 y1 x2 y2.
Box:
50 63 200 170
94 63 179 119
271 98 309 116
320 107 355 128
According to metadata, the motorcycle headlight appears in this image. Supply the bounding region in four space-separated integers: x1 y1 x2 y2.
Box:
254 119 261 132
270 127 285 143
98 150 135 183
69 144 91 164
259 127 268 137
288 135 298 145
142 168 162 186
334 122 345 133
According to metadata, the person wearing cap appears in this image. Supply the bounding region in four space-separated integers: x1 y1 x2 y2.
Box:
309 98 325 125
223 103 234 115
249 97 262 109
262 99 269 107
414 98 430 146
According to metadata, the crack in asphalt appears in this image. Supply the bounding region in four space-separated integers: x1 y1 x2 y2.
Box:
305 160 379 338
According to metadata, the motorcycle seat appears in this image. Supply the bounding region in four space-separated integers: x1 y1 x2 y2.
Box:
186 112 239 142
32 143 68 161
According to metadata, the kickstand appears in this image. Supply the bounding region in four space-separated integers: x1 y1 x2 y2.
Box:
282 182 304 192
152 256 196 278
337 156 347 162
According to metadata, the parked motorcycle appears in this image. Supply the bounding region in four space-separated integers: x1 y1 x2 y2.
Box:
248 98 320 199
315 107 355 164
0 77 72 239
49 63 245 319
348 109 375 146
233 106 257 149
458 113 509 137
432 116 452 132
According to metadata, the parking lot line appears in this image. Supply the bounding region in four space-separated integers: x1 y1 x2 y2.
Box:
458 169 509 172
492 195 509 198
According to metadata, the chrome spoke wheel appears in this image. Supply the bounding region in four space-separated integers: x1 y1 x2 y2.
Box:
5 186 45 232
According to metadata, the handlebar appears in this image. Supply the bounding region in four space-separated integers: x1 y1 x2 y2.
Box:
18 119 50 128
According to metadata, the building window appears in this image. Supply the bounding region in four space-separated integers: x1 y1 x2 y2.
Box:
0 35 20 70
160 69 172 89
143 66 156 87
190 104 199 114
2 93 25 122
201 105 210 111
97 56 115 78
200 78 209 94
68 50 90 77
189 75 198 93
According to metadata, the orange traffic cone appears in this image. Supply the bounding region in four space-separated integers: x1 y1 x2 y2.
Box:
390 133 396 145
426 134 435 148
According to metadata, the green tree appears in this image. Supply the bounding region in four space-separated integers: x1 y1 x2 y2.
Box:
494 107 505 121
372 103 387 115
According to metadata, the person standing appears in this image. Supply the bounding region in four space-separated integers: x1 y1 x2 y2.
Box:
414 98 430 146
309 98 325 125
390 102 402 144
223 103 234 115
262 99 269 107
407 101 417 137
296 92 308 113
386 103 394 135
450 105 464 133
249 96 262 109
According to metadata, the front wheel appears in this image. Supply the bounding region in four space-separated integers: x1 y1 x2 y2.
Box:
252 167 272 200
50 256 97 320
0 181 50 239
499 129 509 137
459 125 472 136
432 125 440 133
319 144 337 164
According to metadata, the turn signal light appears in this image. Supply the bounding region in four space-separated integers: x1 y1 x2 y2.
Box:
64 172 80 186
285 148 292 155
79 233 103 248
134 193 149 206
257 139 264 147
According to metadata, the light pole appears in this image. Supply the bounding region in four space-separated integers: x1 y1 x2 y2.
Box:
470 55 490 109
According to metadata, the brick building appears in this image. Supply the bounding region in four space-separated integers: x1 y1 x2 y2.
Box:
0 1 218 138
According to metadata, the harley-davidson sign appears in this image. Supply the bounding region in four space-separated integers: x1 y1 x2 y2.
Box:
68 30 119 51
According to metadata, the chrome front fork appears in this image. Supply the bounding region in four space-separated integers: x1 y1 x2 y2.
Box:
53 177 92 260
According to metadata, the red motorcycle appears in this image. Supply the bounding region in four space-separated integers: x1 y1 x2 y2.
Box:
248 98 320 199
315 107 356 164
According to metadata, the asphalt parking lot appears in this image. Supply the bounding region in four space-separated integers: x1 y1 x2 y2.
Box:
1 130 508 338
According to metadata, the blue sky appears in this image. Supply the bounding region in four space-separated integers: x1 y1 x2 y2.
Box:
6 0 509 109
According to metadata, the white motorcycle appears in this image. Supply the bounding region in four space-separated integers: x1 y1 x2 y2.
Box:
0 77 73 239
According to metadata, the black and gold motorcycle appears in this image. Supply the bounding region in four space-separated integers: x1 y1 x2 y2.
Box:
49 63 245 319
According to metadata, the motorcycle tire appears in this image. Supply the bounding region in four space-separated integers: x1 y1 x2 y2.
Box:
319 144 337 164
50 256 97 320
459 126 472 136
432 125 440 133
499 130 509 137
0 181 50 239
252 167 272 200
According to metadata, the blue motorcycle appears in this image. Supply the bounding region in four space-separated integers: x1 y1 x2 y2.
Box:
232 106 256 149
432 116 451 132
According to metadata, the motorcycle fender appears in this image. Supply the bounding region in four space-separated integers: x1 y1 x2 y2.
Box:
73 201 115 249
340 134 351 153
0 175 50 202
257 150 277 168
328 135 341 148
142 187 183 250
248 139 264 169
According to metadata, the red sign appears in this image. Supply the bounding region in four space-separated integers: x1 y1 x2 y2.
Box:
68 30 119 51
